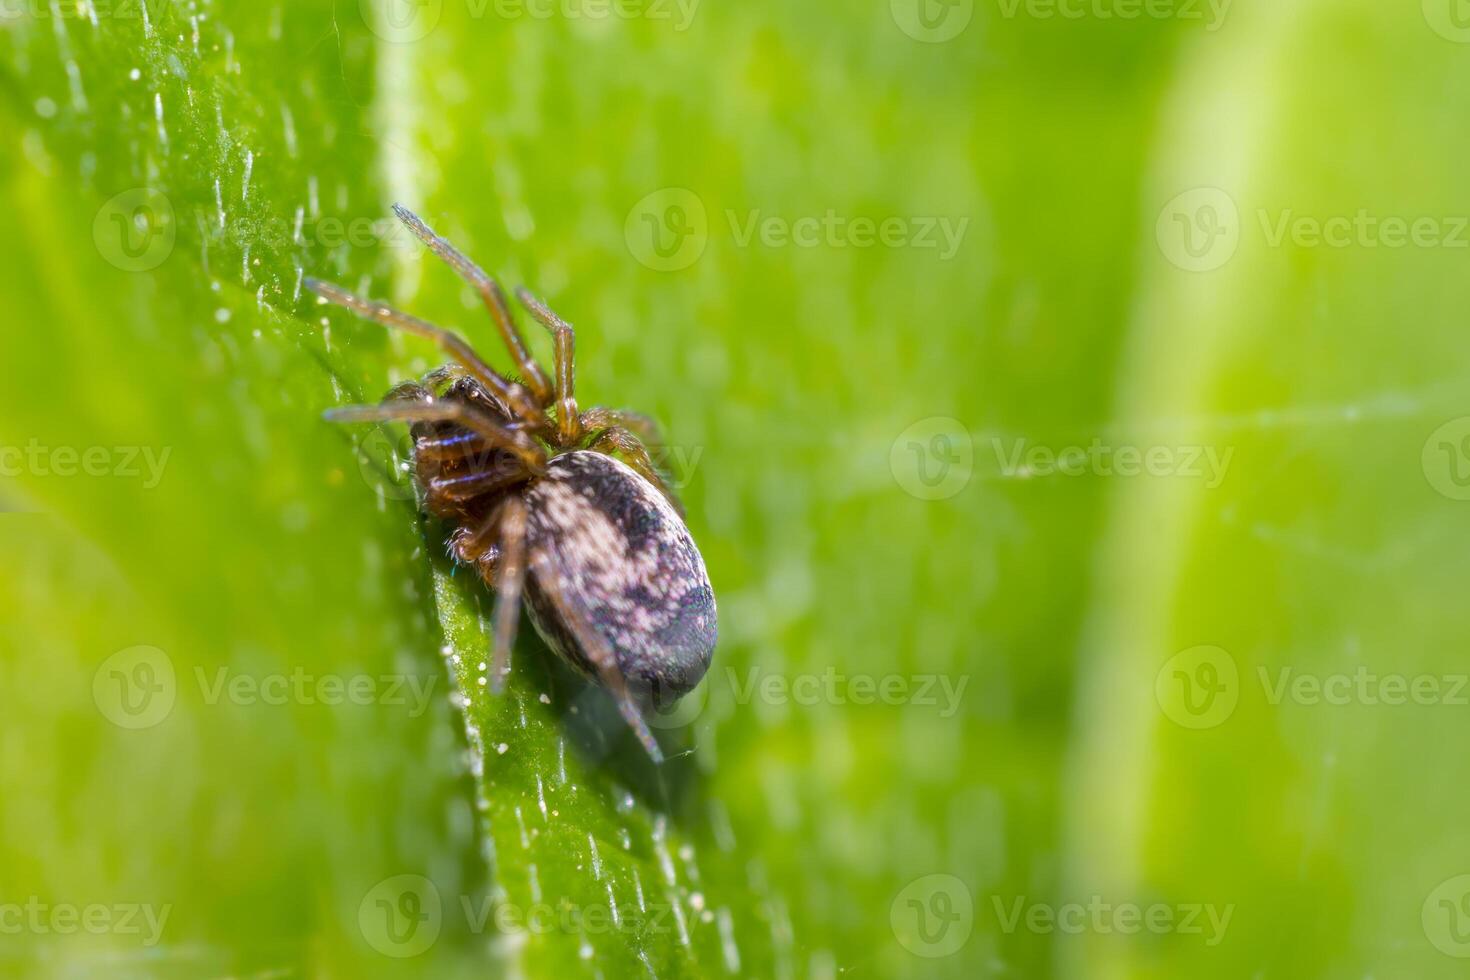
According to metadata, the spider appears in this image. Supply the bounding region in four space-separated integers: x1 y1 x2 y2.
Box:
307 205 717 763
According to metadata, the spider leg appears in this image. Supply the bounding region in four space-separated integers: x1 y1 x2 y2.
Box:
304 277 546 428
489 497 529 694
580 407 665 447
586 425 683 515
514 287 583 447
528 550 664 764
450 524 501 570
425 465 530 508
324 401 547 473
384 380 434 405
391 205 555 406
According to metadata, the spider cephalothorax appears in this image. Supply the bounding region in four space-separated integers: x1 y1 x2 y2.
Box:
307 205 716 761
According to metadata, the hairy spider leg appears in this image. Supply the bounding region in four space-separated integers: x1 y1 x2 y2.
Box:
514 286 583 447
323 401 547 473
304 277 545 428
490 497 529 694
585 425 682 512
575 407 681 508
528 550 665 763
391 204 555 406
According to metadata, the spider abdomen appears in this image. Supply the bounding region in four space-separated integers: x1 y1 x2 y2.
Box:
522 451 717 706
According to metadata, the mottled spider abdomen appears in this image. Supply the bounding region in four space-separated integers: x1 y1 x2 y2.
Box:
522 451 717 707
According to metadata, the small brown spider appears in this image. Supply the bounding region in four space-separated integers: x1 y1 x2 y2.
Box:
307 205 717 762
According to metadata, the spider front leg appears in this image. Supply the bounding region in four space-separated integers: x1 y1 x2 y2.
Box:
324 399 547 473
305 277 545 429
391 205 555 407
515 287 583 447
585 424 684 514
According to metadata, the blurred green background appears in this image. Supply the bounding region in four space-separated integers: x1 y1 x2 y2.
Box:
2 0 1470 976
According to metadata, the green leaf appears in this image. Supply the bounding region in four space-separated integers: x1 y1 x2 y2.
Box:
0 2 806 976
18 1 1467 979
